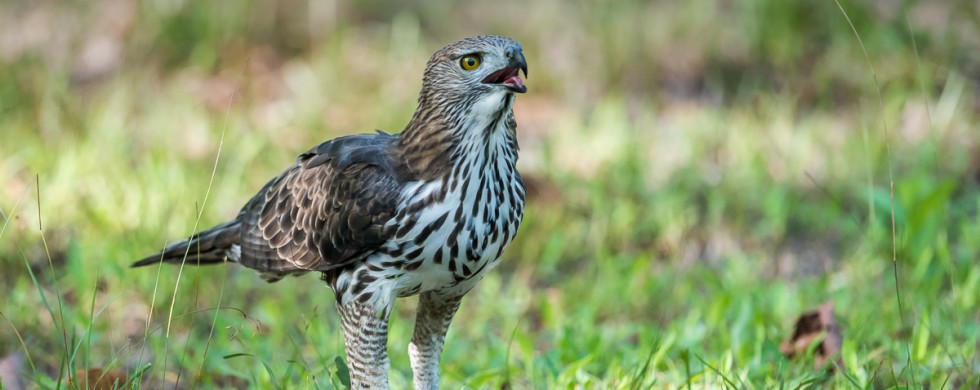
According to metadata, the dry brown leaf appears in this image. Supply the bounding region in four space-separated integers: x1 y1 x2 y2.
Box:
68 368 128 390
779 300 843 371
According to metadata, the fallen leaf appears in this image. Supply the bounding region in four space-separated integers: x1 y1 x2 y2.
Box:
68 368 128 390
779 300 843 371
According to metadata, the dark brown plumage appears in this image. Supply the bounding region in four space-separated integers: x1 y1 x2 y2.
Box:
133 131 402 276
134 35 528 389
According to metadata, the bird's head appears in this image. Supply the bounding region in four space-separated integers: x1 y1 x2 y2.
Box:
396 36 527 179
420 36 528 101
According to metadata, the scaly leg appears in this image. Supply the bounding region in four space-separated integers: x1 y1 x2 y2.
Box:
408 292 462 390
337 301 390 389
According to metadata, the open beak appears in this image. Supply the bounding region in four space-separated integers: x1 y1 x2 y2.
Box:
481 46 528 93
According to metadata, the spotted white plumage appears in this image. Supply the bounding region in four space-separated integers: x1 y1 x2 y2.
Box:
133 36 528 389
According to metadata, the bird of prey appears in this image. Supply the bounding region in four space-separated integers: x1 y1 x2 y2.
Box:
133 35 528 389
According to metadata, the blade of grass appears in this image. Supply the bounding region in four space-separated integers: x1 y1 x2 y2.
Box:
161 57 249 388
34 174 74 384
0 311 37 376
295 308 330 382
865 358 883 389
792 375 823 390
175 203 208 389
82 268 100 390
68 293 124 389
135 250 167 384
69 274 110 388
101 306 252 380
693 353 737 389
0 194 36 375
193 260 230 389
938 373 950 390
832 359 861 388
629 340 658 390
503 319 521 387
683 349 692 389
832 1 914 386
120 363 153 388
905 13 973 382
224 353 282 389
333 355 350 389
20 251 67 386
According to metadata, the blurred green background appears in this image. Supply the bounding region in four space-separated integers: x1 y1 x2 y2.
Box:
1 0 979 388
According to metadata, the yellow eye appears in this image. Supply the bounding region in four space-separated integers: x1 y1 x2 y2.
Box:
459 54 481 71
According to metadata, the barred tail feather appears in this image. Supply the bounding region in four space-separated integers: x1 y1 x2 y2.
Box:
132 220 242 268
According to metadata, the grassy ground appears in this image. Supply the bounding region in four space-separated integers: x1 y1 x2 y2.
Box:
1 0 979 388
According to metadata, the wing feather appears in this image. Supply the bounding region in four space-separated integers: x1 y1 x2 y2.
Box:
236 132 403 274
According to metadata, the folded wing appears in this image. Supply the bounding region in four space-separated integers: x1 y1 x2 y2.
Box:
237 131 404 275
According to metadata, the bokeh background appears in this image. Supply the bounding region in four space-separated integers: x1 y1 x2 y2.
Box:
1 0 979 388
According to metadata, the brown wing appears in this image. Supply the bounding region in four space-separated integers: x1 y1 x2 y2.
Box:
236 131 404 274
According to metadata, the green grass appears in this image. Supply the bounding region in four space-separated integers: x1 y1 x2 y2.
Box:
2 0 979 388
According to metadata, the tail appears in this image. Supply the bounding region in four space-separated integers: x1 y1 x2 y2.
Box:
132 220 242 268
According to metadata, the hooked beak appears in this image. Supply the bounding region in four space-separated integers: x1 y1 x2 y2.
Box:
481 45 528 93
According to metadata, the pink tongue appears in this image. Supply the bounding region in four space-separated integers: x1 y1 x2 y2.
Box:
504 75 524 88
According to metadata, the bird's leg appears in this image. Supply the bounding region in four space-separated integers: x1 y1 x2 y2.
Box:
409 292 462 390
338 301 391 389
